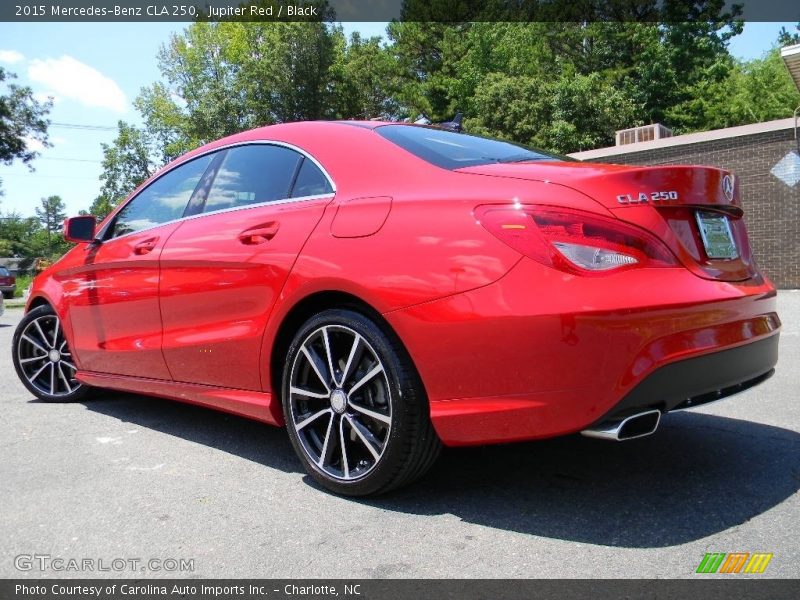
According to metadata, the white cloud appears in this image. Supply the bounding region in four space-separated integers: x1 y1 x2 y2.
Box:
28 55 128 113
0 50 25 64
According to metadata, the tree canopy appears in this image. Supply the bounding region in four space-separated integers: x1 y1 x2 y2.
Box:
0 67 52 195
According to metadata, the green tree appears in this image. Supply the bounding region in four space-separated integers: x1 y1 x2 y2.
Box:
386 21 467 120
329 29 398 119
97 121 157 210
34 195 67 257
0 210 39 257
87 194 116 221
0 67 52 194
668 48 800 130
778 23 800 46
387 3 742 129
136 20 342 161
467 70 638 153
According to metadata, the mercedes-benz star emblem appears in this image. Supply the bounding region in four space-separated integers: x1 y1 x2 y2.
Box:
722 174 734 202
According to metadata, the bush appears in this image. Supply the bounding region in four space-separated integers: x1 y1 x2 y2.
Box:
14 274 33 298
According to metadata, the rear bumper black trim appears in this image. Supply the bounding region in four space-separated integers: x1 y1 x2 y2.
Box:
595 334 779 422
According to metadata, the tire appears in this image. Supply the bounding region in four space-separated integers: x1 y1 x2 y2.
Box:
12 304 89 402
2 291 13 299
282 309 441 496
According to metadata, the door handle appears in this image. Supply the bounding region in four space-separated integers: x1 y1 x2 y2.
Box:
133 237 159 255
238 222 280 245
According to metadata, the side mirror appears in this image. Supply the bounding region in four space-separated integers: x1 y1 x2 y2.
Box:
63 216 97 243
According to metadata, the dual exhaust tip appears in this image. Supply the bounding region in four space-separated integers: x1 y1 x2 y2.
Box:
581 409 661 441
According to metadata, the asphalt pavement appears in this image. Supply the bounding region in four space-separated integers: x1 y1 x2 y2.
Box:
1 292 798 578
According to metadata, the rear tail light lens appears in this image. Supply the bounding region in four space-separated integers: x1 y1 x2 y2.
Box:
551 241 638 270
477 206 678 275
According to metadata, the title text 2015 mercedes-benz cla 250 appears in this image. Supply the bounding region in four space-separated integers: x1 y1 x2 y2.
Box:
12 121 780 495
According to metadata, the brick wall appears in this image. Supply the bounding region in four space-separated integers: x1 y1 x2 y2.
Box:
579 128 800 288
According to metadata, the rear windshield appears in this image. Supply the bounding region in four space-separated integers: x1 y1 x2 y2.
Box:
0 267 10 276
375 124 568 170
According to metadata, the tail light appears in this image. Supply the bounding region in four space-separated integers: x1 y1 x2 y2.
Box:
477 205 678 275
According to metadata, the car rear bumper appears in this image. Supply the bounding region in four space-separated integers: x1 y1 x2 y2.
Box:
591 333 777 423
385 259 780 446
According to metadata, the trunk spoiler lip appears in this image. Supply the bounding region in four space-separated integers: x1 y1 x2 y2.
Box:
615 203 744 219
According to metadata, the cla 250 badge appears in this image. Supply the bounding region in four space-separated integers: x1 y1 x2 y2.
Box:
617 191 679 204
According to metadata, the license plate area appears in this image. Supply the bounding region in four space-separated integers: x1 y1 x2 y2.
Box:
695 210 738 260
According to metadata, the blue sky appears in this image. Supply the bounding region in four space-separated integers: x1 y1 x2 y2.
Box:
0 21 795 218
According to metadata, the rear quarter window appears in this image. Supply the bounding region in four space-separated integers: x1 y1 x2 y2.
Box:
203 145 302 213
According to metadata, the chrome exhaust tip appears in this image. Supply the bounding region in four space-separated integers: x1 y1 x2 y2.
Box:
580 409 661 441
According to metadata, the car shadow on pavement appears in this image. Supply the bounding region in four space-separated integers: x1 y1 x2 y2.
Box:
370 411 800 548
78 393 799 548
73 391 300 474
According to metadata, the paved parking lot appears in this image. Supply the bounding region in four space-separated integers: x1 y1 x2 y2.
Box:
1 292 798 578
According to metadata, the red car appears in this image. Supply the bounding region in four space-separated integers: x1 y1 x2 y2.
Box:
0 266 16 299
11 122 780 495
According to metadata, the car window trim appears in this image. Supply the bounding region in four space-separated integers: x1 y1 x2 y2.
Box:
97 140 337 243
100 192 336 243
287 156 305 198
182 149 229 219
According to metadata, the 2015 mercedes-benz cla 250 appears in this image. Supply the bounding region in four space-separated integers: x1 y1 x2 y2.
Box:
12 121 780 495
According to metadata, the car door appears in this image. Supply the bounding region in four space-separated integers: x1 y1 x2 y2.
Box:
159 143 335 390
66 154 214 379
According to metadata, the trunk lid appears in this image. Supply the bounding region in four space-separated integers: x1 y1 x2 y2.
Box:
458 162 758 282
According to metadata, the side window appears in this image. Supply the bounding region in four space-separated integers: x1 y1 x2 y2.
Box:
203 145 302 213
290 158 333 198
109 154 213 238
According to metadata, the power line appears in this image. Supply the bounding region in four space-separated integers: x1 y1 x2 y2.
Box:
50 122 117 132
40 157 102 163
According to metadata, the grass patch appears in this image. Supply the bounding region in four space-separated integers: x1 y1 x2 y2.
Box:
13 274 34 298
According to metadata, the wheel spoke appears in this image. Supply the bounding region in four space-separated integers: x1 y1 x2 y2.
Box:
346 415 381 461
61 360 77 371
290 386 329 400
28 362 50 383
295 408 331 431
57 364 73 393
33 320 53 349
49 363 56 395
339 334 361 388
300 345 331 393
317 413 336 467
321 327 338 387
348 364 383 396
339 417 350 479
349 401 391 425
20 355 47 364
22 334 48 354
52 317 60 347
